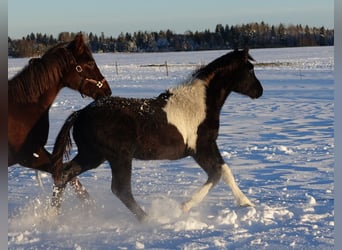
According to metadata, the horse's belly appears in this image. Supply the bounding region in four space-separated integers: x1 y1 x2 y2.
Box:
135 133 187 160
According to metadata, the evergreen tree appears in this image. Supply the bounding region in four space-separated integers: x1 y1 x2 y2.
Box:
8 22 334 57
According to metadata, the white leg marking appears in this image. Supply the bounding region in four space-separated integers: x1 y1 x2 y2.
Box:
35 170 44 190
221 164 254 207
182 182 213 213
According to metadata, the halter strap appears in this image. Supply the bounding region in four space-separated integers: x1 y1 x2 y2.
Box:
78 77 106 98
85 78 105 88
78 77 87 98
63 45 105 98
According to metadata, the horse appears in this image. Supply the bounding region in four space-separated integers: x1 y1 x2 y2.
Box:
8 33 112 204
52 48 263 221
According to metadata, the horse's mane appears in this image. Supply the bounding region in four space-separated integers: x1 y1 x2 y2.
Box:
192 49 254 81
8 43 72 103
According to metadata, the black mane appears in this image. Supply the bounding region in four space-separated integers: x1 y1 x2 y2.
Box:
193 49 254 81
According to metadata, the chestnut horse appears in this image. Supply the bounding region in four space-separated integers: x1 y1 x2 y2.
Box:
8 33 112 202
52 49 263 221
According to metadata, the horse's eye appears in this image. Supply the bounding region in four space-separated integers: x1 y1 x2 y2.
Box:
88 61 95 67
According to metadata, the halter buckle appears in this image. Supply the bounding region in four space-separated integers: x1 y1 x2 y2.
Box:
75 65 83 73
96 81 103 88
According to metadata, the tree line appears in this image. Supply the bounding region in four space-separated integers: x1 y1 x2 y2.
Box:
8 22 334 58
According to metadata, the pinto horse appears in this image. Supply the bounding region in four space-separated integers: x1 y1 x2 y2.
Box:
52 49 263 221
8 33 112 202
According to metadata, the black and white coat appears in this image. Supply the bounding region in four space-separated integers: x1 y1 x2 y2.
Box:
52 49 263 221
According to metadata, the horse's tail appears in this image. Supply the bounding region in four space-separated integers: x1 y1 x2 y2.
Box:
52 111 79 180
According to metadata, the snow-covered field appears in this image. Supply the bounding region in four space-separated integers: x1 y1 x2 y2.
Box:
8 47 334 249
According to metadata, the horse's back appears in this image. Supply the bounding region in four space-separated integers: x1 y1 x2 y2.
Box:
73 96 188 160
72 99 139 154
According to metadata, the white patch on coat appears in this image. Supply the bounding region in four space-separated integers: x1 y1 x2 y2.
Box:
162 79 207 151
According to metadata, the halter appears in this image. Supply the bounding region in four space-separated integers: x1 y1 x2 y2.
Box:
63 45 105 98
74 64 105 98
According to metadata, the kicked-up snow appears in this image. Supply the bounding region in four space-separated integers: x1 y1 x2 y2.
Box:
8 46 334 249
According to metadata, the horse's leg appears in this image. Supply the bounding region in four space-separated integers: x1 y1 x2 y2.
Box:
30 148 47 190
182 142 253 213
50 160 81 209
35 170 44 190
51 184 65 209
51 152 103 208
182 156 222 213
16 147 51 190
51 160 83 209
69 177 90 201
221 163 254 207
108 156 147 222
51 176 90 205
50 178 91 211
32 147 90 202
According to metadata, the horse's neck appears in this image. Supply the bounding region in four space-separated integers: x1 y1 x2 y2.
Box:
9 70 65 105
205 79 232 116
37 84 62 110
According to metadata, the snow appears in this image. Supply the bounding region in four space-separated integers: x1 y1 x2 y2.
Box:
8 46 334 249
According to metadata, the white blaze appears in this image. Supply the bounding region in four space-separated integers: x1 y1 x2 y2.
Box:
162 79 207 151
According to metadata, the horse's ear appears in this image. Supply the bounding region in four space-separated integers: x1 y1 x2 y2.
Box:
74 33 85 55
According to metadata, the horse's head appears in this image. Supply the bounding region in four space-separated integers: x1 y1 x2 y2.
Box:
63 33 112 100
229 49 263 99
195 48 263 100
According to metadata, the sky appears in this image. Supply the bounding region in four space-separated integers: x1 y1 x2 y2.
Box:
8 0 334 39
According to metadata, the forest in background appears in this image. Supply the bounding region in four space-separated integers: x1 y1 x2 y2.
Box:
8 22 334 58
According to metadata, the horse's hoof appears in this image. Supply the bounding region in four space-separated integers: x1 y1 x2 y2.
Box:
137 213 149 223
181 202 192 213
238 199 254 207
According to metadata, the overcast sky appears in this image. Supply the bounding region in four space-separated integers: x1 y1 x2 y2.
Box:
8 0 334 39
